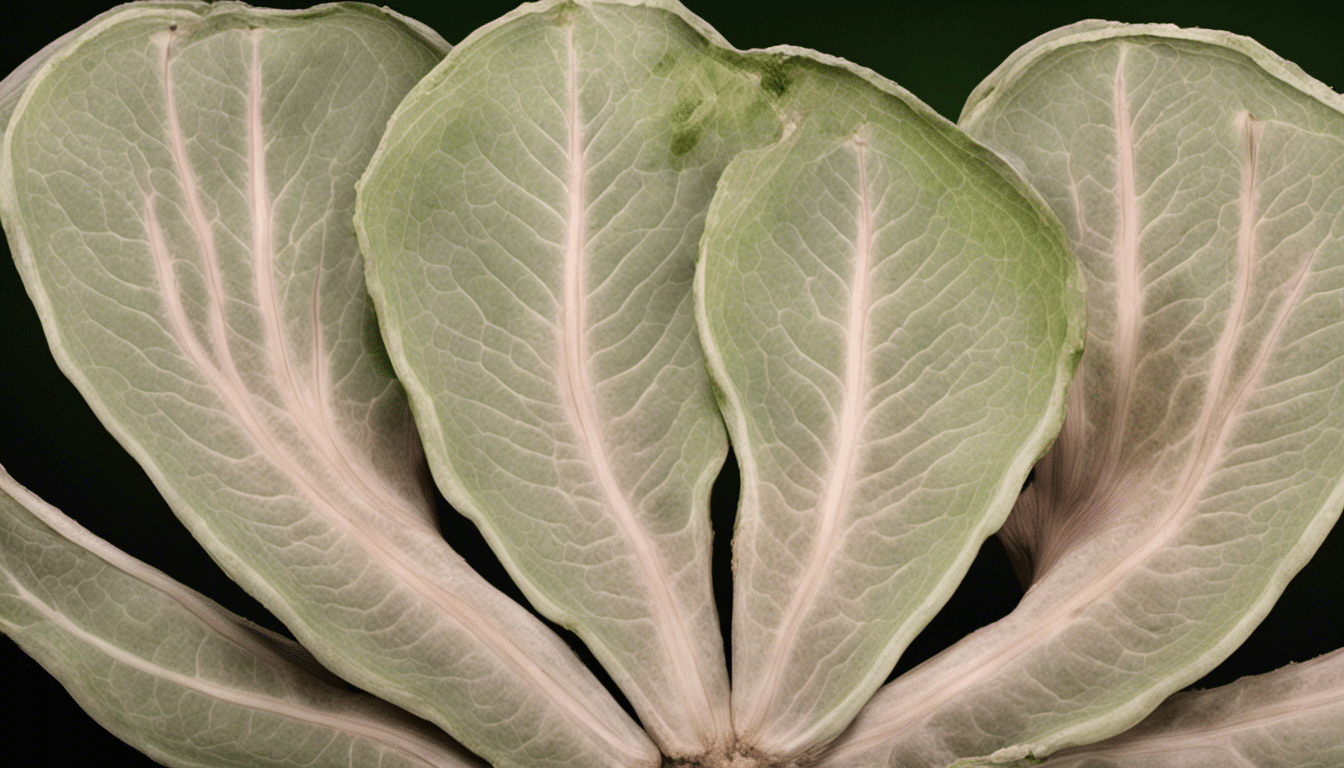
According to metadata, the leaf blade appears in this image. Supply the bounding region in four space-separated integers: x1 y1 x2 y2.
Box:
356 0 781 757
0 7 655 768
824 23 1344 767
696 47 1083 759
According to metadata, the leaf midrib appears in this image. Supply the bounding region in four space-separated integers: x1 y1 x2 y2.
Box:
553 21 721 747
743 135 875 743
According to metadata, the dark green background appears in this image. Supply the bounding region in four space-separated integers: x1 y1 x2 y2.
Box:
3 1 1342 764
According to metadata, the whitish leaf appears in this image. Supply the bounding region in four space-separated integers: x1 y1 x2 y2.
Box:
0 6 655 768
356 0 781 758
695 46 1083 761
1041 649 1344 767
825 22 1344 766
0 465 484 768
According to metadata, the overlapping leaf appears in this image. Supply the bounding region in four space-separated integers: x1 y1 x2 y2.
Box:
696 46 1083 761
1036 648 1344 767
824 23 1344 767
0 5 655 768
356 0 782 758
0 465 484 768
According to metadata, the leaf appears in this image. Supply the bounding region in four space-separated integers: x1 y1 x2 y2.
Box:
0 5 655 768
1039 649 1344 767
0 465 485 768
824 22 1344 767
695 46 1084 760
356 0 781 758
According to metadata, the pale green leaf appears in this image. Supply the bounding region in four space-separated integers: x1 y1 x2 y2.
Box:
0 465 484 768
356 0 782 759
0 5 655 768
1040 649 1344 768
824 22 1344 767
696 46 1083 761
